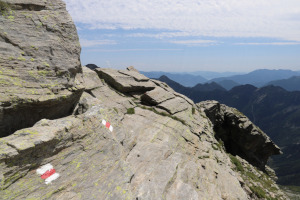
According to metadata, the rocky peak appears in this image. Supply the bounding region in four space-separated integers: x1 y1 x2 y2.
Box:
0 0 83 137
197 100 281 170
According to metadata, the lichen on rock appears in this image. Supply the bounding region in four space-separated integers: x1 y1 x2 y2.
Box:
0 0 84 137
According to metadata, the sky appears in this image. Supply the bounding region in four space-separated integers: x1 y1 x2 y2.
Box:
63 0 300 72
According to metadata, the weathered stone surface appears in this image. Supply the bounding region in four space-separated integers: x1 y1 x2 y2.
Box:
127 66 139 72
0 67 287 200
141 87 175 105
82 66 104 91
95 68 155 93
0 0 83 137
157 97 189 115
197 100 282 170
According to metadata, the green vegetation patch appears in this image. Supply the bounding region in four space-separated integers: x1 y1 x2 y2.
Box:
228 153 283 199
250 186 267 199
0 1 9 12
127 108 135 114
229 154 244 172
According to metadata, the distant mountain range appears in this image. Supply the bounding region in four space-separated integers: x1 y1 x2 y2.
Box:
142 69 300 90
184 71 242 80
158 75 300 186
141 71 207 87
266 76 300 91
158 75 226 94
209 69 300 87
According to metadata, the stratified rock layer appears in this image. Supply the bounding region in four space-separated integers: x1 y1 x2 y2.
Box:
197 100 282 170
0 67 287 200
0 0 83 137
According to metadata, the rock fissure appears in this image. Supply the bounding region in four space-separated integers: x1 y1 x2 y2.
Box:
13 3 46 11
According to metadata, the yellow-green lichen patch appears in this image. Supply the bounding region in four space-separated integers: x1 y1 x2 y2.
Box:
30 45 38 50
0 66 15 75
17 56 26 61
42 62 50 67
0 78 9 86
0 74 26 87
76 162 82 169
28 71 39 79
7 15 14 21
37 70 51 77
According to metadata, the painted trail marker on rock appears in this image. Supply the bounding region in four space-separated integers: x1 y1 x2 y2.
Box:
36 163 60 184
102 119 113 132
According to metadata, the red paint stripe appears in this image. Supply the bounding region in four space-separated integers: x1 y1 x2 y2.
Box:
106 122 110 129
41 169 56 179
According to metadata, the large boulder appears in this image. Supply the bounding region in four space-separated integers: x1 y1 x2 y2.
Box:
0 0 83 137
95 68 156 93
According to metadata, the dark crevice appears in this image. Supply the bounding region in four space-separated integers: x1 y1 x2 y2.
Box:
129 174 135 183
0 90 83 138
12 3 46 11
86 89 96 98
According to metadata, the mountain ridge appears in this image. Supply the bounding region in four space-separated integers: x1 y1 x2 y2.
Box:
159 75 300 187
266 76 300 91
210 69 300 87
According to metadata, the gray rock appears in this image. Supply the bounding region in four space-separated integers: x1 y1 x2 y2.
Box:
82 66 104 91
197 100 282 170
95 68 155 93
126 66 139 72
141 87 175 105
0 0 83 137
157 97 189 115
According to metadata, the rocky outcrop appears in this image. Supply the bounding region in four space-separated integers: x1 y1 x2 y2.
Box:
0 2 288 199
95 68 156 93
197 100 282 170
0 0 83 137
0 66 287 199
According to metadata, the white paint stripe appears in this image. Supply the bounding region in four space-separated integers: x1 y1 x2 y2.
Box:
36 164 53 175
102 120 106 126
45 173 60 185
109 126 113 132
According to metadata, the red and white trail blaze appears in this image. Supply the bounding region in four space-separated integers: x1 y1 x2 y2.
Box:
36 164 60 184
102 119 113 132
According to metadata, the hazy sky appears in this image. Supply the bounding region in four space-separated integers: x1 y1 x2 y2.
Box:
64 0 300 72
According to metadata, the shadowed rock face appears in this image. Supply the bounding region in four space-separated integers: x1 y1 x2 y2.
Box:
0 0 83 137
197 100 282 170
